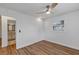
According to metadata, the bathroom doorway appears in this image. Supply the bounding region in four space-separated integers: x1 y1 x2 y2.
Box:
8 20 16 46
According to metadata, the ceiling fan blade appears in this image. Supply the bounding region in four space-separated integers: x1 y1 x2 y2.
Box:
49 3 58 11
46 3 58 13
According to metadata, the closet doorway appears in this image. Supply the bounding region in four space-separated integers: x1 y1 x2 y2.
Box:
8 20 16 46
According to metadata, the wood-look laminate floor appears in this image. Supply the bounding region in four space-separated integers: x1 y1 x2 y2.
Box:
0 40 79 55
0 44 16 55
17 40 79 55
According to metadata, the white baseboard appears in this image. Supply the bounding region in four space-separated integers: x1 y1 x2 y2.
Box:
16 39 42 49
46 40 79 50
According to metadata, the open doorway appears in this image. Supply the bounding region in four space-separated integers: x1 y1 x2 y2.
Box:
7 20 16 46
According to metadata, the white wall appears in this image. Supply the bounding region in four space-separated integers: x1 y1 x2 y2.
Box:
45 10 79 50
16 15 43 49
0 17 1 38
0 7 43 49
2 16 8 47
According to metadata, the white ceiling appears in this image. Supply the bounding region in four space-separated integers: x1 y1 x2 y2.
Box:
0 3 79 18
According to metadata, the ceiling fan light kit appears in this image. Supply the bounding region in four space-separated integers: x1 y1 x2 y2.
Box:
46 11 51 14
36 17 42 22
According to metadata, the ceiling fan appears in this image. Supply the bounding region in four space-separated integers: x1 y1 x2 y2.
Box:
36 3 58 14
